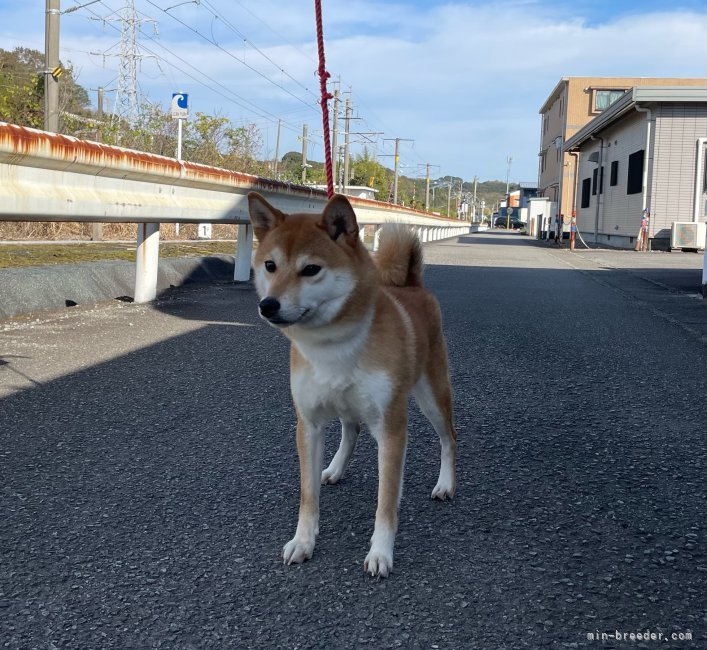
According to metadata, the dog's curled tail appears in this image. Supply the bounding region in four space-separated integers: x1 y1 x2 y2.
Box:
374 224 424 287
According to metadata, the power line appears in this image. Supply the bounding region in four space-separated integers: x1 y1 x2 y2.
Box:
143 0 319 113
231 0 318 65
79 1 305 132
74 1 327 162
199 0 319 103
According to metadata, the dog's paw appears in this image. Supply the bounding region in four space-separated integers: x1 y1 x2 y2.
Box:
431 480 455 501
321 464 344 485
282 537 315 565
363 549 393 578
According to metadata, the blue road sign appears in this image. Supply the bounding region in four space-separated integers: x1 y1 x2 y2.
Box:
171 93 189 119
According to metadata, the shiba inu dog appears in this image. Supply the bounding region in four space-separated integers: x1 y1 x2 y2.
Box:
247 192 456 578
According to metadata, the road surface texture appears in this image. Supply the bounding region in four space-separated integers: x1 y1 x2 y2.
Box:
1 232 704 649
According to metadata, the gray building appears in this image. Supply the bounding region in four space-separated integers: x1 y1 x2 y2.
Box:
563 86 707 250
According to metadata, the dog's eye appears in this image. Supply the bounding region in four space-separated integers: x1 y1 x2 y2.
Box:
301 264 321 277
264 260 277 273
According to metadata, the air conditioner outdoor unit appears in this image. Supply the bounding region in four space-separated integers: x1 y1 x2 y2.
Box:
670 222 706 250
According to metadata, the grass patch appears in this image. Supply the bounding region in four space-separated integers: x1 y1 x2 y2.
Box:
0 241 236 269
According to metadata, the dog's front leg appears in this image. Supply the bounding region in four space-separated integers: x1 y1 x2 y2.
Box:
283 417 324 565
364 407 408 578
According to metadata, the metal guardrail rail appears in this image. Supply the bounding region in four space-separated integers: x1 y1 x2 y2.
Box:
0 123 469 302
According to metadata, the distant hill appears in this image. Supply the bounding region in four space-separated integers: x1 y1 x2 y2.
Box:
275 152 520 218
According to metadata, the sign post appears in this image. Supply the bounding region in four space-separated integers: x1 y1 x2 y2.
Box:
171 92 188 162
171 92 210 239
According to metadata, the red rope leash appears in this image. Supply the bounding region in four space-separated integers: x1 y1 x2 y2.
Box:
314 0 334 198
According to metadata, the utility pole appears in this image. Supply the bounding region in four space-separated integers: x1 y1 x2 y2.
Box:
44 0 60 132
505 156 513 196
95 85 105 141
343 98 351 194
447 180 452 217
505 155 513 230
92 84 105 242
472 175 478 221
273 118 282 177
337 145 344 189
301 123 308 184
331 89 339 192
425 163 431 211
384 137 413 204
420 163 439 212
393 138 401 204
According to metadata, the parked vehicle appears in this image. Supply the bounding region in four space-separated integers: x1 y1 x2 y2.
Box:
494 215 523 229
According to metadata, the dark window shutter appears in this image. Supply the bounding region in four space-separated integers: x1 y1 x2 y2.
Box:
627 150 645 195
610 160 618 186
581 178 591 208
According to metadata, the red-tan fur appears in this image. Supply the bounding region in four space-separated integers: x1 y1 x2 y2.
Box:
247 192 456 578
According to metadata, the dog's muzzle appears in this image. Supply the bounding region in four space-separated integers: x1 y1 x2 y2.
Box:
258 297 309 327
259 297 281 319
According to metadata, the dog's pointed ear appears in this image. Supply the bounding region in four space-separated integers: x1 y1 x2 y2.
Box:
248 192 285 240
319 194 359 246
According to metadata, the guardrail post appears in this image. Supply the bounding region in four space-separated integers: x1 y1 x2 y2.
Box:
234 223 254 282
134 223 160 303
373 226 381 251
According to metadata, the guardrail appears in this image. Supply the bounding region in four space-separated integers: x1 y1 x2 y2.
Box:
0 122 469 302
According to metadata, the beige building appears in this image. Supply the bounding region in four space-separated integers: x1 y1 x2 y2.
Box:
537 77 706 223
563 86 707 249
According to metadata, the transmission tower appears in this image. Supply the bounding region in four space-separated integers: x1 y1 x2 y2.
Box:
97 0 155 126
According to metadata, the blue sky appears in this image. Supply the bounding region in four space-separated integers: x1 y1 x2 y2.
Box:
0 0 704 182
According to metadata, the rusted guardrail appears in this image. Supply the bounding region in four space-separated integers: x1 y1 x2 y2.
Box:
0 123 469 302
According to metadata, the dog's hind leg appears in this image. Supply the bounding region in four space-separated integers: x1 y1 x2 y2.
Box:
412 371 457 500
322 419 360 485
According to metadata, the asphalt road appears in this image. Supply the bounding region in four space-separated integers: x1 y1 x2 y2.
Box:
1 232 705 649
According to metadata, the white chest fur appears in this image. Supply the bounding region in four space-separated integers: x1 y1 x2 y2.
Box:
289 312 391 426
291 362 391 426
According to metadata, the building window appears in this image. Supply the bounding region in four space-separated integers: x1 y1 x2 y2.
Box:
610 160 619 186
594 89 626 112
581 178 591 208
599 166 604 194
592 168 598 195
627 149 645 195
559 97 563 117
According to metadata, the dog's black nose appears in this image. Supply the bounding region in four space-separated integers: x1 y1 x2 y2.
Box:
259 297 281 318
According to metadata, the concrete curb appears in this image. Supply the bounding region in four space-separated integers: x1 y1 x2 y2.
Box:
0 255 235 320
